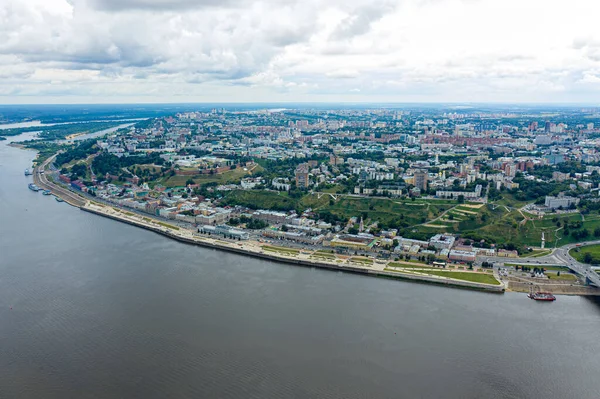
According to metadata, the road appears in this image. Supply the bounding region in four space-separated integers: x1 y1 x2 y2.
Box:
482 242 600 287
33 154 86 207
32 151 600 288
552 242 600 287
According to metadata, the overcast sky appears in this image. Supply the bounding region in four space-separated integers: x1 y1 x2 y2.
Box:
1 0 600 104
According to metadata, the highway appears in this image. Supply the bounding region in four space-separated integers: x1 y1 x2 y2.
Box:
33 154 86 207
552 242 600 287
482 243 600 287
31 152 600 288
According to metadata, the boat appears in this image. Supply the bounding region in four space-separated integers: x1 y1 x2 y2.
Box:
24 168 32 176
42 190 52 196
28 183 40 192
528 292 556 301
55 197 64 202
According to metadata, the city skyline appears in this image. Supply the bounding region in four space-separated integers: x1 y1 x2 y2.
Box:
2 0 600 104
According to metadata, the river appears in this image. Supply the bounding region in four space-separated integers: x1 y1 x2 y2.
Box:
1 134 600 398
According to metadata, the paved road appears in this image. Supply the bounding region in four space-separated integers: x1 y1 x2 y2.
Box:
552 241 600 287
33 154 86 207
32 151 600 288
482 242 600 287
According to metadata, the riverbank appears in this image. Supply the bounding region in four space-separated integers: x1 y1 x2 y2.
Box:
33 152 600 296
80 203 505 293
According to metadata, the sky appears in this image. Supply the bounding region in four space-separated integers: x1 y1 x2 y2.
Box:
1 0 600 104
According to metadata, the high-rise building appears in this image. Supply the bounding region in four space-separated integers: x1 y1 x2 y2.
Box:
528 121 538 132
295 163 310 188
413 170 428 191
544 121 551 133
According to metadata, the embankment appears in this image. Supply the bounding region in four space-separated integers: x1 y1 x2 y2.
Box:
80 205 505 293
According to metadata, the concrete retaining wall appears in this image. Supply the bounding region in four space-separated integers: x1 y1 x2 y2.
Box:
81 206 505 293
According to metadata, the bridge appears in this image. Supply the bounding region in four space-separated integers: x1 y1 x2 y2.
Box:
481 242 600 288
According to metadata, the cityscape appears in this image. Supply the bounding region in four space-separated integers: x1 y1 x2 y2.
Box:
10 105 600 295
3 0 600 397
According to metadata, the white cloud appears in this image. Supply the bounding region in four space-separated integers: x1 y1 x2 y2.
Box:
1 0 600 103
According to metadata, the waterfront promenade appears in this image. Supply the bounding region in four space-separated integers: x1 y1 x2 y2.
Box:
32 157 507 292
32 154 600 296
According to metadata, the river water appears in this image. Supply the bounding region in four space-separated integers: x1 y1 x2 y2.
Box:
1 134 600 398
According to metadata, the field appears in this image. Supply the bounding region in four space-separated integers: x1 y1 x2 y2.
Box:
157 164 263 187
222 190 453 227
418 271 501 285
407 201 597 249
384 268 500 285
157 221 179 230
219 189 598 250
520 249 553 258
546 272 578 281
262 245 299 256
349 257 373 265
569 245 600 265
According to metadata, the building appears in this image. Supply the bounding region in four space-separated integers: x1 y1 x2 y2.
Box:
295 163 310 188
252 210 288 224
496 249 518 258
448 250 476 263
552 171 570 182
329 155 344 165
330 234 377 250
199 224 249 240
544 195 580 209
429 234 456 250
413 170 428 191
436 185 482 199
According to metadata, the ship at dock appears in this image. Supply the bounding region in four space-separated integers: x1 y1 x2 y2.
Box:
528 291 556 301
28 183 40 192
24 168 32 176
42 190 52 196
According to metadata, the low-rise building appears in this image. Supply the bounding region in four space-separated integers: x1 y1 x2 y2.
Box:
544 195 580 209
429 234 456 250
449 249 476 262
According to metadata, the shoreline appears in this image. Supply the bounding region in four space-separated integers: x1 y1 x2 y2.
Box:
80 204 505 293
31 154 599 296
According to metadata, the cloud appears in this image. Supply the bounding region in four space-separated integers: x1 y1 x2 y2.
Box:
71 0 248 11
1 0 600 103
330 2 395 40
326 69 360 79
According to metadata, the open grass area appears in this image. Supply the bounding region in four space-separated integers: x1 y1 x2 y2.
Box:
490 193 532 209
388 261 438 269
569 244 600 265
505 264 565 270
419 270 501 285
407 203 596 249
221 190 453 226
546 272 578 281
157 221 179 230
520 249 553 258
262 245 299 255
312 250 336 259
159 164 264 187
349 257 373 265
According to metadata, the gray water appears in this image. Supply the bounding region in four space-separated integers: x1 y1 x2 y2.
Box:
1 134 600 399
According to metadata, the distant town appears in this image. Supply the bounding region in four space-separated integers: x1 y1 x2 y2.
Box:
17 105 600 292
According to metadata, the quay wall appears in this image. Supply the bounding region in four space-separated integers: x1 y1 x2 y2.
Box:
80 206 505 293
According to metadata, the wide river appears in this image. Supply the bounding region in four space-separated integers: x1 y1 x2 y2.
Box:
1 134 600 398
